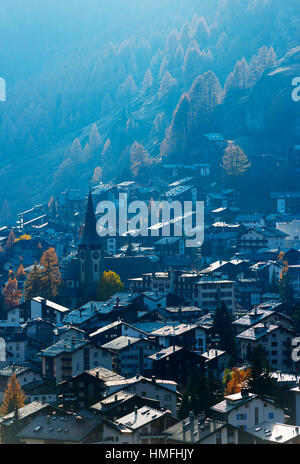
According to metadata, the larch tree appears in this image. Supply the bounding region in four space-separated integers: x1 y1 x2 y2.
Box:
142 69 153 93
158 71 177 102
161 93 192 162
183 42 204 84
89 123 103 158
98 271 125 301
39 248 61 300
3 278 21 309
92 166 103 185
102 138 115 181
24 262 42 301
194 16 209 48
117 75 138 105
0 373 26 416
224 368 251 395
82 143 91 164
70 138 83 164
130 141 152 177
16 264 26 280
221 141 250 176
5 230 16 250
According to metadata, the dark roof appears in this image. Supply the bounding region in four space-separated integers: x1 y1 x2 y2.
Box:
17 414 102 443
0 401 50 426
80 191 102 247
101 336 142 351
39 338 89 358
163 415 227 443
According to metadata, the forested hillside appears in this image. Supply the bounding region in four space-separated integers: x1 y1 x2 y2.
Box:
0 0 299 217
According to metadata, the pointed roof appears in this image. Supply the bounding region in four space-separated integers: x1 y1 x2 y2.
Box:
80 191 102 247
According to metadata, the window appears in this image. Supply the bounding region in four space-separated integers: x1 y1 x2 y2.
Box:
269 412 274 419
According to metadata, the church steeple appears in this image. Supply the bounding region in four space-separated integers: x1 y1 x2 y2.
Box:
80 190 102 247
78 190 103 293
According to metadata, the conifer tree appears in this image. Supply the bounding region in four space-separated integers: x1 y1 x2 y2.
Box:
221 141 250 176
92 166 103 185
0 373 26 416
89 123 103 158
70 138 83 163
16 264 26 280
142 69 153 93
224 368 251 395
213 302 237 360
245 346 277 397
39 248 61 299
178 369 215 418
5 231 16 250
3 278 21 309
24 262 42 301
130 141 152 177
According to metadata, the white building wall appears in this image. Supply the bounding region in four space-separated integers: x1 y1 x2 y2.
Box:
227 398 284 431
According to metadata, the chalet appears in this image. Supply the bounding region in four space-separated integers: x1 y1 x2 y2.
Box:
235 214 266 229
211 391 285 432
233 308 294 335
17 413 102 444
101 336 158 378
91 391 161 420
102 406 176 444
239 227 288 253
103 375 179 417
58 367 125 410
0 401 60 444
0 365 42 399
201 349 231 380
89 321 147 346
163 413 239 444
39 338 113 384
150 323 205 351
237 323 295 371
7 297 69 326
148 346 205 386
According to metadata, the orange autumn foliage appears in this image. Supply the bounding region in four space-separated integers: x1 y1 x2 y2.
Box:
225 368 251 395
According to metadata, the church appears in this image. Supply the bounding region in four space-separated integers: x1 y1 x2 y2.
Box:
59 189 157 308
59 191 104 306
78 190 103 293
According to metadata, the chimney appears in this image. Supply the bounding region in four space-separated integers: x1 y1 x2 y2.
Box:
114 394 118 402
134 406 138 422
189 411 195 442
182 420 187 442
151 375 156 384
241 388 249 397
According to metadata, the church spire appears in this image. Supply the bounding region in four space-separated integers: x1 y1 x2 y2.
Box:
80 190 102 246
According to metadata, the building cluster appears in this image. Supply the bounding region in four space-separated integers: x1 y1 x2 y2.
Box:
1 157 300 444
